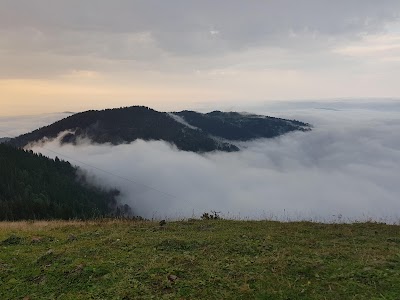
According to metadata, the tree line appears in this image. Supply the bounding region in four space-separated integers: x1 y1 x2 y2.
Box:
0 143 127 221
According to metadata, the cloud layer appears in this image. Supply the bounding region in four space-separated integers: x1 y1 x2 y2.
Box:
2 0 400 79
0 112 72 137
28 101 400 223
2 1 399 60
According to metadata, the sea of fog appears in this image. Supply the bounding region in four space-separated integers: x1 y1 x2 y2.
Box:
2 100 400 222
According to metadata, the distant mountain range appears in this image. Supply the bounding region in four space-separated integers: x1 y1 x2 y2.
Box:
9 106 311 152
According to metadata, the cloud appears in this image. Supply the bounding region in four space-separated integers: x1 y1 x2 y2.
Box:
334 34 400 65
28 101 400 223
1 1 400 77
2 1 400 111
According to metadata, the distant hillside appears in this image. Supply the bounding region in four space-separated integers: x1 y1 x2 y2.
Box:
9 106 311 152
175 110 310 141
0 143 126 221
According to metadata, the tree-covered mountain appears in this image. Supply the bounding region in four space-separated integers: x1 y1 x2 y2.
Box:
175 110 310 141
0 143 126 221
9 106 311 152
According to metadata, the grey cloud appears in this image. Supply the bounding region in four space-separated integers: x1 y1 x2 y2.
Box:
1 1 399 59
0 29 165 78
1 1 400 81
28 101 400 223
2 1 399 35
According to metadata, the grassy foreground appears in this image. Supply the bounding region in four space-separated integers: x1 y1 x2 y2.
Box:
0 220 399 300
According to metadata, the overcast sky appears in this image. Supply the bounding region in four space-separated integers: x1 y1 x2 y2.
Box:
1 1 400 115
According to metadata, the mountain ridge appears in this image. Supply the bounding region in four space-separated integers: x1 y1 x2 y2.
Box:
9 106 311 152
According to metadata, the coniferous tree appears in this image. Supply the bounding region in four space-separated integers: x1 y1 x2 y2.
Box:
0 143 125 221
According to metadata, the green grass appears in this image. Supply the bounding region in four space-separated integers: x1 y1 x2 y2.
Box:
0 219 399 299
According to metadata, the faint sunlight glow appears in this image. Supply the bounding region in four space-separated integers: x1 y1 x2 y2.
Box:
334 34 400 59
63 70 103 79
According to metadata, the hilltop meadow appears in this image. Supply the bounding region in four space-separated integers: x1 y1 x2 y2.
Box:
1 219 399 299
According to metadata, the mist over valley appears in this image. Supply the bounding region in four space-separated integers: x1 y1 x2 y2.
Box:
2 100 398 222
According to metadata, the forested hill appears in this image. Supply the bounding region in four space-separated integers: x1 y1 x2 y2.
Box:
9 106 311 152
175 110 310 141
0 137 10 143
0 143 126 221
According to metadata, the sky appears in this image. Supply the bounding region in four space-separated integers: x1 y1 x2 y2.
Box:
26 101 400 222
1 0 400 115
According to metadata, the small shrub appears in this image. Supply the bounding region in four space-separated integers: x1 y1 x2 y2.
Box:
201 211 221 220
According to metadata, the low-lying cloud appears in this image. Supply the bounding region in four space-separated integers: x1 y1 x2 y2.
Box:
28 102 400 223
0 112 72 137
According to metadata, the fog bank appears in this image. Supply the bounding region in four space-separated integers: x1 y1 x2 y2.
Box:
28 102 400 222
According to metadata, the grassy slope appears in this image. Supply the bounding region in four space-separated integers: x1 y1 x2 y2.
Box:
0 220 399 300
